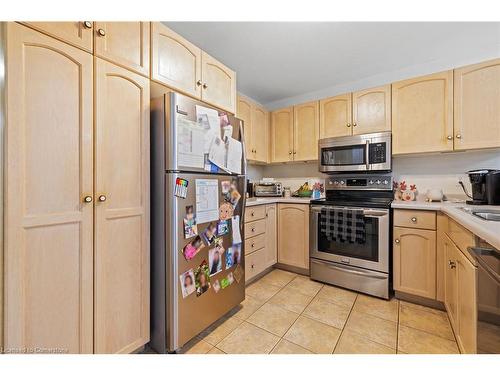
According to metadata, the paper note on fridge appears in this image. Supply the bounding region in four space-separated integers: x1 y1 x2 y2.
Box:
231 215 242 245
196 105 220 153
176 117 205 169
207 137 228 171
226 137 242 174
195 179 219 224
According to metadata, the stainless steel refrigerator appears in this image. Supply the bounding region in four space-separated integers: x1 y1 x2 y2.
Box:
150 92 247 353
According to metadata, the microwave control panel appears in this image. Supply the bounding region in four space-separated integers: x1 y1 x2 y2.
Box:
369 142 387 164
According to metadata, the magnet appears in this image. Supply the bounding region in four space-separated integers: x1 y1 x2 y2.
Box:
219 202 234 220
195 260 211 297
179 269 196 298
174 178 189 199
182 235 204 261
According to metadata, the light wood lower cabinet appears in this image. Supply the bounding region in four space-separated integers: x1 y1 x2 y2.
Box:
244 204 277 282
392 71 454 154
4 23 94 354
393 227 437 299
277 204 309 270
444 234 477 354
22 21 94 52
94 58 150 354
94 22 150 77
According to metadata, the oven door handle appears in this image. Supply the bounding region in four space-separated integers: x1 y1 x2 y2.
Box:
311 259 387 280
310 206 388 217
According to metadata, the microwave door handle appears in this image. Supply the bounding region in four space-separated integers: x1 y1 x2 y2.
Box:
365 139 370 171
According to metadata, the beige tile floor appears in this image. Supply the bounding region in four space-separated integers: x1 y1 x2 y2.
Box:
179 269 460 354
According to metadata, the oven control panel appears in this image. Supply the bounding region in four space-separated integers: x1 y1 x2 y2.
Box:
326 174 393 190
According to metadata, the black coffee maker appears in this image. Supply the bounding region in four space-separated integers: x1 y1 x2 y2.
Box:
486 170 500 205
461 169 496 205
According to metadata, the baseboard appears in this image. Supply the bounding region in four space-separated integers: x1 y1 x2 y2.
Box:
395 291 446 311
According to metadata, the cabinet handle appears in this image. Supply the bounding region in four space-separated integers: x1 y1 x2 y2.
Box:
202 83 208 89
395 239 400 244
83 195 93 203
448 260 456 269
346 123 351 128
83 21 92 29
251 264 255 269
98 194 107 202
456 134 462 139
251 212 255 216
352 122 357 127
289 151 292 155
196 80 202 86
293 151 297 154
97 28 106 37
251 227 255 232
447 135 453 140
411 217 417 223
251 243 255 248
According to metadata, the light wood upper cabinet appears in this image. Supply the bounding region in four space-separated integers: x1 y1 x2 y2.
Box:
319 93 352 138
94 22 150 77
393 227 436 299
454 58 500 150
352 85 391 135
264 204 278 267
4 23 94 353
94 58 150 354
151 22 202 98
237 96 253 157
294 101 319 161
271 107 294 162
392 71 454 154
201 51 237 113
252 105 269 163
278 204 309 270
22 21 94 52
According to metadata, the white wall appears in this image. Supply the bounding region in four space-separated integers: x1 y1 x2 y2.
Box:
248 149 500 200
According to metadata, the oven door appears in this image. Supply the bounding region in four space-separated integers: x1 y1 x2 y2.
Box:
310 205 389 273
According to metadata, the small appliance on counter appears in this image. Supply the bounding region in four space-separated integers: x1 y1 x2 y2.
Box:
254 180 284 197
246 179 254 198
459 169 499 205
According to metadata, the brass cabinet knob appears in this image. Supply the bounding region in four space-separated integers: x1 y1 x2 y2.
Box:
98 194 107 202
251 212 255 216
251 227 255 232
83 21 92 29
293 151 297 154
97 28 106 37
289 151 292 155
395 239 400 244
411 217 417 223
202 83 208 89
447 135 453 140
448 260 456 269
353 122 357 127
346 123 351 127
196 80 202 86
251 243 255 248
456 134 462 139
83 195 93 203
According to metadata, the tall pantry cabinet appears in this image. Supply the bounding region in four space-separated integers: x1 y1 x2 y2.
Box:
2 22 149 353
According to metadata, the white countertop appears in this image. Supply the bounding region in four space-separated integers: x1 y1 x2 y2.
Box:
246 196 313 207
392 200 500 250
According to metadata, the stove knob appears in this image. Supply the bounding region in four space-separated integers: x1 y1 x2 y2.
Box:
328 180 333 185
368 180 374 185
334 180 339 185
383 180 388 185
340 180 345 185
376 180 381 185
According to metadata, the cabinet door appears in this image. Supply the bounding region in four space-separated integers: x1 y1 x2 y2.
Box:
201 51 236 113
392 71 453 154
264 204 278 268
454 58 500 150
293 101 319 161
393 227 436 299
4 23 94 353
94 22 150 76
237 96 253 159
456 250 477 354
271 107 294 162
444 235 459 331
151 22 202 98
252 105 269 163
319 94 352 138
22 21 93 52
352 85 391 135
94 58 150 354
278 204 309 270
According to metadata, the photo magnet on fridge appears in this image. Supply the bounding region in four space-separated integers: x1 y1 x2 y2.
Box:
182 235 205 261
220 277 230 289
212 279 221 293
208 247 223 276
183 205 198 239
227 272 234 285
195 261 211 297
219 202 234 221
225 244 241 270
179 269 196 298
221 180 231 195
217 220 229 236
201 221 218 245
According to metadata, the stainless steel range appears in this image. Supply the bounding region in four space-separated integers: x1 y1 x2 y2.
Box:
310 174 393 299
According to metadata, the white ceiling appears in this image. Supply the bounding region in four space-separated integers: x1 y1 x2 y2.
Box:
164 22 500 109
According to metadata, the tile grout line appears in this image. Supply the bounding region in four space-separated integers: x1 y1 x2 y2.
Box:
331 292 359 354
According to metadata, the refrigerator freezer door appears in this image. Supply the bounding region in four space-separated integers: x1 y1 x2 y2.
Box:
164 93 246 174
164 172 246 351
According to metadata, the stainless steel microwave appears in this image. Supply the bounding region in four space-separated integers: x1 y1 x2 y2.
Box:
318 132 391 173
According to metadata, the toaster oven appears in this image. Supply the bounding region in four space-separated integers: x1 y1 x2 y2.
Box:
254 182 284 197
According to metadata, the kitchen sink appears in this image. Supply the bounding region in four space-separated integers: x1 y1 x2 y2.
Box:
459 207 500 222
